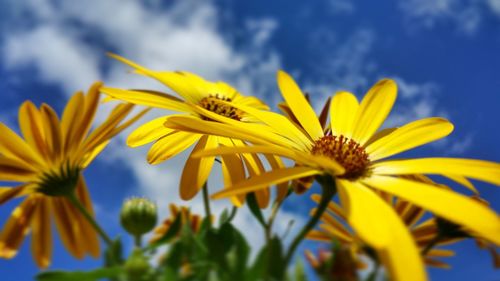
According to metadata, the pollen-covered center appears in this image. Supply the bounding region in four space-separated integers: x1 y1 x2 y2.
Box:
198 94 243 121
311 135 370 180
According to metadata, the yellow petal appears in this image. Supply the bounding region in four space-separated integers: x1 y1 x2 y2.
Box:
180 135 217 200
71 82 101 148
147 131 200 164
100 87 192 112
0 184 34 205
366 118 454 161
211 166 321 199
351 79 397 145
108 53 202 103
127 116 174 147
165 115 296 149
241 152 270 208
0 197 39 259
51 198 84 259
263 154 289 202
74 178 100 257
330 91 359 138
40 104 63 160
277 70 323 140
338 180 426 281
0 123 44 169
19 101 48 159
220 148 247 207
0 157 37 182
363 175 500 245
61 92 84 153
31 198 52 268
444 175 477 194
372 158 500 186
208 100 312 151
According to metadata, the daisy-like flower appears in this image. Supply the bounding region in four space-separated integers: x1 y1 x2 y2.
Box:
100 54 288 207
308 175 466 270
149 204 204 243
0 82 145 268
166 70 500 280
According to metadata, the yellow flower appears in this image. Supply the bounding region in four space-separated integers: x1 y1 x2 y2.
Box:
0 82 145 268
166 70 500 281
149 204 204 243
309 175 464 270
101 54 288 207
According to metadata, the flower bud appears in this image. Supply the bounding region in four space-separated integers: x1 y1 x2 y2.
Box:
120 197 157 236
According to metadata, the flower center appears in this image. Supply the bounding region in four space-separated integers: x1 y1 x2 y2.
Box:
37 162 81 197
198 94 243 121
311 135 370 180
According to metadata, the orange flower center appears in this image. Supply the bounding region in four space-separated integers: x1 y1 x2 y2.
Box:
311 135 370 180
198 94 243 121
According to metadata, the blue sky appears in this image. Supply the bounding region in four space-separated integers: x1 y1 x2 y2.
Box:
0 0 499 280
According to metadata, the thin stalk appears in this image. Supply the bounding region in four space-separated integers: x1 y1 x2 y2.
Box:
227 206 238 222
265 199 283 242
67 192 113 246
202 182 212 225
283 177 336 266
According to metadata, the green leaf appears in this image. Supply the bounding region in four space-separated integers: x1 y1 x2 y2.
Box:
246 193 266 228
147 212 183 250
247 236 285 281
104 238 124 267
294 258 307 281
36 267 122 281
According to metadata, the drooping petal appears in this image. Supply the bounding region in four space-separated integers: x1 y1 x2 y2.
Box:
363 175 500 245
351 79 397 145
75 178 100 257
0 157 37 183
220 149 247 207
330 91 359 138
372 158 500 186
338 180 426 281
31 198 52 268
277 71 324 140
366 118 454 161
51 198 85 259
0 184 34 205
211 166 322 200
127 116 175 147
180 135 217 200
147 131 200 165
0 197 39 259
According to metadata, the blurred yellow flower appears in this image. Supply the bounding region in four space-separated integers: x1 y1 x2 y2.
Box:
167 70 500 281
0 82 145 268
101 54 287 207
308 175 463 270
149 204 204 243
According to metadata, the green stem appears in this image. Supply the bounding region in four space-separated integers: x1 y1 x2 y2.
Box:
265 199 283 242
227 206 238 222
283 176 336 266
202 182 212 225
67 192 113 246
134 235 142 248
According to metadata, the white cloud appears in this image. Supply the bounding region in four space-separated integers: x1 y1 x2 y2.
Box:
398 0 494 35
2 26 100 93
327 0 355 14
1 0 301 251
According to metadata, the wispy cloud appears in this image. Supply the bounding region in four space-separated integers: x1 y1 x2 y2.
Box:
398 0 500 35
0 0 301 249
